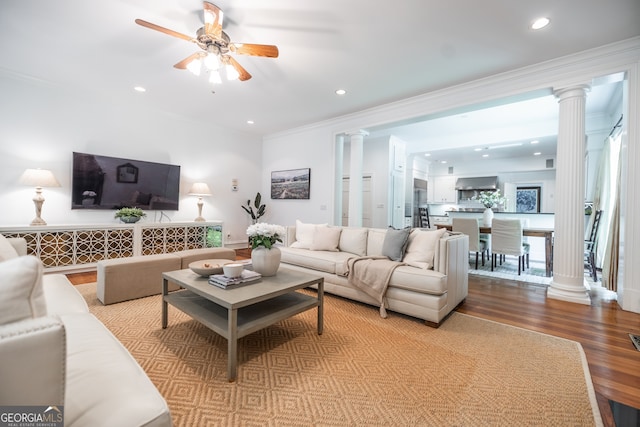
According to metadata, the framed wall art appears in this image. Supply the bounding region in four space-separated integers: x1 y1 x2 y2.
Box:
271 168 310 199
516 186 541 213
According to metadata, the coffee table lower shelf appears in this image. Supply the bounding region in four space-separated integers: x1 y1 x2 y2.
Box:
164 289 319 339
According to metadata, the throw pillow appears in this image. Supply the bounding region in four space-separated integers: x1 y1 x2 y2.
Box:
338 228 368 256
403 228 447 269
290 220 327 249
310 227 342 251
0 234 19 262
0 256 47 325
381 226 411 262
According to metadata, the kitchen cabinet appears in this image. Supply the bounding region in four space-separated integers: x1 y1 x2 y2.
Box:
429 176 457 203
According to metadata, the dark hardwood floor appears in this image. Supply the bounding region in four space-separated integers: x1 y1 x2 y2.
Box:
67 254 640 426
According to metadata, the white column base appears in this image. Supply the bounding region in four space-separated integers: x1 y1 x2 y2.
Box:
547 279 592 305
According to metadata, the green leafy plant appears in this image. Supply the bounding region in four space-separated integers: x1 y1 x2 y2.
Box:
241 192 266 223
114 207 146 219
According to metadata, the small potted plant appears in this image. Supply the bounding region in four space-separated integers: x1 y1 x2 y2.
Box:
114 207 146 223
241 192 266 224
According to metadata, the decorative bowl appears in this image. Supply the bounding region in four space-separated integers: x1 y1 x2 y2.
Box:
189 259 231 277
222 263 244 278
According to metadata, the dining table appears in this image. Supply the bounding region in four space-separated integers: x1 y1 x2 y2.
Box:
435 223 554 277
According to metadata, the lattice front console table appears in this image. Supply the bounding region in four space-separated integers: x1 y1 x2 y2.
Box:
0 221 223 273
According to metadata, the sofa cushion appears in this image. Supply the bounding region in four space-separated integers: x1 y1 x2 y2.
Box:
389 265 448 295
381 227 411 262
338 228 368 256
0 234 19 261
61 312 172 427
43 274 89 315
290 220 327 249
280 247 352 274
0 256 47 324
403 228 447 269
366 228 387 256
310 227 342 252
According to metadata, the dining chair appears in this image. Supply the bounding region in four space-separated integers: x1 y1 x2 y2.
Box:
584 210 603 281
418 207 430 228
491 218 530 275
452 217 488 269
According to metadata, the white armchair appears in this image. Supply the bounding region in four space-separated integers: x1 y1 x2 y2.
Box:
0 235 172 427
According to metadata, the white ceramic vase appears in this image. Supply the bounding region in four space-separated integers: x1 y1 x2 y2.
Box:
251 246 281 277
483 207 494 227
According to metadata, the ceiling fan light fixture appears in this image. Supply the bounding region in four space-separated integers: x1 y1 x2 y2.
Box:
226 63 240 81
204 52 221 70
209 70 222 84
187 58 202 76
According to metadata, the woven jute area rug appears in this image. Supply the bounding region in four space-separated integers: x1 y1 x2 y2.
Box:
77 283 602 426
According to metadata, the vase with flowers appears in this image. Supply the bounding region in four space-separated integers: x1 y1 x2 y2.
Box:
246 223 285 276
472 190 506 226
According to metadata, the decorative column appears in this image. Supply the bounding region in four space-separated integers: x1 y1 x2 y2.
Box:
547 85 591 305
347 130 368 227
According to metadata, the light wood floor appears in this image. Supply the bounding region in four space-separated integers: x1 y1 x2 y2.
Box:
67 261 640 427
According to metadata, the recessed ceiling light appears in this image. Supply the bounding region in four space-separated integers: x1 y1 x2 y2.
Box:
533 152 542 156
424 153 431 157
247 120 254 125
531 17 550 30
134 86 146 92
335 89 346 95
482 154 489 158
440 160 447 164
474 148 482 152
530 140 540 144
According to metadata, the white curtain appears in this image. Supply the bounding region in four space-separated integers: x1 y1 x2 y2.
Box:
591 132 622 290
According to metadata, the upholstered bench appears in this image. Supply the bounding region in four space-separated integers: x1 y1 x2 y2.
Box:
97 247 236 305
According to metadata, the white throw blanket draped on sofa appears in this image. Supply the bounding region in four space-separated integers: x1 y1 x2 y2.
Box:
342 256 405 318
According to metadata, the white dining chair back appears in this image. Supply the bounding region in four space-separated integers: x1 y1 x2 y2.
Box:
453 217 488 269
491 218 530 275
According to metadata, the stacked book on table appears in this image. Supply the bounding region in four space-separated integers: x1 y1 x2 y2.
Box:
208 269 262 289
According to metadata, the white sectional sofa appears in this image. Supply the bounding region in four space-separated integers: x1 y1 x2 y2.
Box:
0 236 172 427
280 222 469 327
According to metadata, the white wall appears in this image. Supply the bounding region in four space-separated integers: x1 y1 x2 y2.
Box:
0 73 263 246
260 126 334 227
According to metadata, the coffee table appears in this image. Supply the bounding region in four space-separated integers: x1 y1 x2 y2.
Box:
161 267 324 382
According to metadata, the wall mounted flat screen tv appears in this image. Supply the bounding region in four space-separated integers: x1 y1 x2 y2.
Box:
71 152 181 210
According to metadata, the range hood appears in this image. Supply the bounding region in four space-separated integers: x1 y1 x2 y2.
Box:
455 176 498 190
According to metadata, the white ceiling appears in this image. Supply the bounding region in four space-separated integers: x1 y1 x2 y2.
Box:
0 0 638 150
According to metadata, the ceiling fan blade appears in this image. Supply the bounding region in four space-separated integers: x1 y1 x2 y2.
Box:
203 2 224 38
226 56 252 81
229 43 279 58
174 52 205 69
135 19 195 43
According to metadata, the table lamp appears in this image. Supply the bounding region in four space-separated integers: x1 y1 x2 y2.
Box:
19 168 61 226
188 182 212 222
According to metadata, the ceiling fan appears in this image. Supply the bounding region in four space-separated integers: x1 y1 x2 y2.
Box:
135 2 279 82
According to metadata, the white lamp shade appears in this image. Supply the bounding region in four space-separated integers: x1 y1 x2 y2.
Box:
19 169 60 188
189 182 211 196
